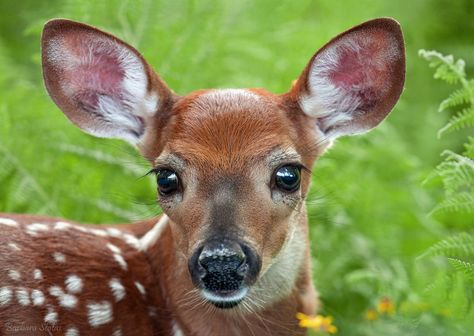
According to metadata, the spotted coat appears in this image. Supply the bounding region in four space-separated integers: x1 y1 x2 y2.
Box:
0 214 173 336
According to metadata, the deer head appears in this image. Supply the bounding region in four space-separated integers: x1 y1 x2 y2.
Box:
41 18 405 310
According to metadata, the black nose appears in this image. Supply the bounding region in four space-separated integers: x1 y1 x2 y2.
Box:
197 240 248 292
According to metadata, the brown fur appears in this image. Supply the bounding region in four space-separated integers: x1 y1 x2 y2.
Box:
0 215 172 335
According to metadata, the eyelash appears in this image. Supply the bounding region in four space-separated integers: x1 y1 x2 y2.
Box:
147 166 172 176
280 162 311 174
146 163 311 178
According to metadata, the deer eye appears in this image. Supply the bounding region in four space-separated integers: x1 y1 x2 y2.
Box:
274 165 301 192
156 169 179 196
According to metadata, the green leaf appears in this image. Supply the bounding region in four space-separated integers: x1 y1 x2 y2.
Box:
419 233 474 259
438 106 474 137
418 49 466 84
448 258 474 280
431 192 474 214
438 82 474 112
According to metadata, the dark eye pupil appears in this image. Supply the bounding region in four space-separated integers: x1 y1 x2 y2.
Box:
157 169 179 195
275 165 301 192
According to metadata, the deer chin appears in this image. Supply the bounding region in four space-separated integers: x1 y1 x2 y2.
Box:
201 286 249 309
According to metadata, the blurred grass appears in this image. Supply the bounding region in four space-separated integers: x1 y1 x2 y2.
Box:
0 0 473 335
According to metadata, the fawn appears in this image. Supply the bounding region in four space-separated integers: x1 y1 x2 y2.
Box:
0 18 405 335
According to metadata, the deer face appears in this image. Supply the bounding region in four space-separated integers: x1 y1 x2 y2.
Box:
41 19 405 309
151 89 320 307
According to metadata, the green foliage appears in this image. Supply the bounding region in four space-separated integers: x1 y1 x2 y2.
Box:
420 233 474 259
418 50 474 318
419 50 467 86
419 50 474 137
419 50 474 214
448 258 474 280
431 150 474 214
0 1 473 335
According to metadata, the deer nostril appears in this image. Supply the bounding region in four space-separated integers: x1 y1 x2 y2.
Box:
197 262 207 279
236 262 249 277
196 241 249 292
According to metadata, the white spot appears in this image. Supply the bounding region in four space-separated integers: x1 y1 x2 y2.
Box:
139 215 169 251
107 243 122 254
26 223 50 236
109 278 126 302
0 217 18 227
172 321 184 336
44 305 58 324
87 301 113 327
34 269 43 280
60 293 78 309
65 275 83 294
31 289 45 306
0 286 12 305
90 228 108 237
8 270 21 281
8 243 21 251
16 287 30 306
148 306 157 317
54 221 72 231
134 282 146 296
122 233 140 250
49 286 63 297
113 254 128 271
106 228 122 238
65 327 80 336
112 327 122 336
49 285 77 309
53 252 66 263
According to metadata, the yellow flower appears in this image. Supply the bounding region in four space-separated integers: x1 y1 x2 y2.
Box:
296 313 338 334
377 297 395 315
365 309 378 321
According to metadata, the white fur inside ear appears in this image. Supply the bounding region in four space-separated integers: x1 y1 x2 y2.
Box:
47 34 158 144
300 30 400 138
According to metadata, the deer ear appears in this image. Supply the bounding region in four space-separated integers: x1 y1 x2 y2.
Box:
290 18 405 140
41 19 173 145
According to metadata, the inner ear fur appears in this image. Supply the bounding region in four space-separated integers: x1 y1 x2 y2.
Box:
41 19 175 146
287 18 405 139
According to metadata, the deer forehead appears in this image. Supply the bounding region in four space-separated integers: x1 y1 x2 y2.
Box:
165 88 296 170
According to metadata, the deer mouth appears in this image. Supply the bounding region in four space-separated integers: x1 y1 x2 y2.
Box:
201 286 249 309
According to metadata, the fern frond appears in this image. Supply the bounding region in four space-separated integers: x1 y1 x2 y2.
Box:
431 192 474 214
438 81 474 112
434 151 474 200
441 150 474 169
419 233 474 259
447 258 474 280
423 272 456 297
438 106 474 137
464 137 474 159
419 49 466 85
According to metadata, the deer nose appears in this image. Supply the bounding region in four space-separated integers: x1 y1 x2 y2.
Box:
197 240 249 292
